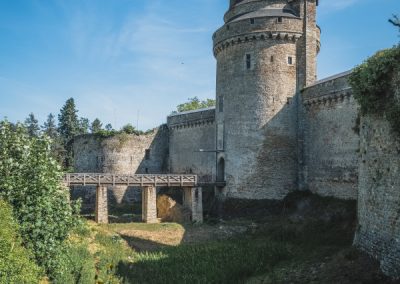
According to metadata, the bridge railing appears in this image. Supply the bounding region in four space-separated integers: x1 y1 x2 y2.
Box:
64 173 198 187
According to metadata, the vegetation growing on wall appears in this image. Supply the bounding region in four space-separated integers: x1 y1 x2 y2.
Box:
349 45 400 134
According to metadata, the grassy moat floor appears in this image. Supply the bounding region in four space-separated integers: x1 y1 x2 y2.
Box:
71 205 396 284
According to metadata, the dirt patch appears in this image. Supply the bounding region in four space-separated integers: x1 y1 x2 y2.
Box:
108 222 248 252
157 194 191 223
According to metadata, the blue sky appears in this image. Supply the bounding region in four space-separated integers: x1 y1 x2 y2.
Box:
0 0 399 130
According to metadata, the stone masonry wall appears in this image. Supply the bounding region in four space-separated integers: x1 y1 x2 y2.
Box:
301 72 360 200
167 108 216 183
354 114 400 278
71 127 169 209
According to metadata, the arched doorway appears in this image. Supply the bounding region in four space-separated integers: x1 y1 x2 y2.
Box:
217 157 225 182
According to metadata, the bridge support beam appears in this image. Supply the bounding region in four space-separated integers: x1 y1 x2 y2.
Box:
183 187 203 223
142 186 158 223
95 185 108 224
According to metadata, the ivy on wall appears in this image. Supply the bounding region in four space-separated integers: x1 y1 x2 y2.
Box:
349 45 400 134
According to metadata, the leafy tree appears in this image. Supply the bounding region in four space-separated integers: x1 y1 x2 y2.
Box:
105 123 113 131
78 117 90 135
389 14 400 30
42 113 58 139
91 118 103 133
0 120 80 278
173 97 216 114
121 123 136 134
58 98 79 143
25 112 40 137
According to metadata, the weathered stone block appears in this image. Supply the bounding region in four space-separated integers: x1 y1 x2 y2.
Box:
142 186 158 223
183 187 203 223
95 185 108 224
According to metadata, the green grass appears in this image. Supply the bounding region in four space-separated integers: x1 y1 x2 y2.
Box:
119 236 291 283
61 215 356 284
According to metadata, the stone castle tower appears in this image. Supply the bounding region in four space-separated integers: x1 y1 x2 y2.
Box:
213 0 320 199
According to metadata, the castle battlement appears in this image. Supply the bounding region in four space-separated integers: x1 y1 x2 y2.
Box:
302 71 353 107
167 107 215 130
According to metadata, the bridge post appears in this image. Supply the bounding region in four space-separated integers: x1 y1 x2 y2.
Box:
142 186 158 223
183 187 203 223
95 185 108 224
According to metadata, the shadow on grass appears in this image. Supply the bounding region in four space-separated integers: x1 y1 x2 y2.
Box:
115 234 291 284
119 234 170 252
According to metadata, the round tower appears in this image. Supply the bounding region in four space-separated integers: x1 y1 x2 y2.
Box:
213 0 319 199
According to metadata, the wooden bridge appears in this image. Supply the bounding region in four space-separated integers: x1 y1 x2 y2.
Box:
64 173 198 187
64 173 202 225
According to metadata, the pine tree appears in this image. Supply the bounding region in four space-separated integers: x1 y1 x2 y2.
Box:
58 98 79 143
42 113 58 139
24 113 40 137
91 118 102 133
78 117 90 134
105 123 113 131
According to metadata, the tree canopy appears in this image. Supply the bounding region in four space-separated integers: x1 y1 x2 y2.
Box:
25 113 40 137
42 113 58 139
389 14 400 30
90 118 103 133
58 98 79 143
0 120 80 279
173 97 216 114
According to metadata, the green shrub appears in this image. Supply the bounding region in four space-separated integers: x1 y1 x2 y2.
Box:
0 121 80 279
51 243 96 284
0 200 42 283
349 45 400 134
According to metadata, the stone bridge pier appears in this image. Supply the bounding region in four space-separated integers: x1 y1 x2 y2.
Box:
65 174 203 224
94 185 203 224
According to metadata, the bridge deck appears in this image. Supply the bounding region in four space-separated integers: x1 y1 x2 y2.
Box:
64 173 198 187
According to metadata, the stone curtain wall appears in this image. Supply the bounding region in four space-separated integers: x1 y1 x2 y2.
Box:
354 115 400 278
71 127 169 208
167 108 216 183
301 72 360 200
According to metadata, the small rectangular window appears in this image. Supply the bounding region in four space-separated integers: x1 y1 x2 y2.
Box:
270 56 274 63
288 56 293 65
246 54 251 70
250 18 255 25
226 24 230 30
277 17 283 23
145 149 150 160
219 96 224 112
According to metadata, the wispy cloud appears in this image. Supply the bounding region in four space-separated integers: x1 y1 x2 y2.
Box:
319 0 360 12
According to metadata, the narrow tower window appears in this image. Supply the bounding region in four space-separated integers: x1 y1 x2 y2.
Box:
277 17 283 23
226 24 230 30
270 56 274 63
288 56 293 65
246 54 251 70
145 149 150 160
219 96 224 112
250 18 255 25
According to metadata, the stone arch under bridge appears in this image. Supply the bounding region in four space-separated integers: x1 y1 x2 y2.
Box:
64 173 203 224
